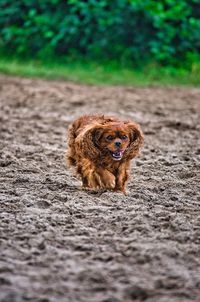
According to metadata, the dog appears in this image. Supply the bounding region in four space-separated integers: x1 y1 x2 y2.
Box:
66 115 143 193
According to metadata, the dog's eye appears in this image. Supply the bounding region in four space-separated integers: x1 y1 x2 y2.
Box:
106 135 113 141
122 135 128 140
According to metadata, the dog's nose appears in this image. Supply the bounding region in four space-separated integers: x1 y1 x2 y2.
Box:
115 141 121 147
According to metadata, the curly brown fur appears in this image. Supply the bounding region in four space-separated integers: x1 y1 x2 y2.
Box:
66 114 144 193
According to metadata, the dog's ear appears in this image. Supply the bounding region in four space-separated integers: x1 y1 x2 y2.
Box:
125 122 144 159
92 127 104 148
76 125 104 160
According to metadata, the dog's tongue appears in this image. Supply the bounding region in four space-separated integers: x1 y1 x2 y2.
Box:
112 151 123 160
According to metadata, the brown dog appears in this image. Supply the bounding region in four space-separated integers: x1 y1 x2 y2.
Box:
66 115 143 193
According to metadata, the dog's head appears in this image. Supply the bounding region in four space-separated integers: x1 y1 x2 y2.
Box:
79 121 144 162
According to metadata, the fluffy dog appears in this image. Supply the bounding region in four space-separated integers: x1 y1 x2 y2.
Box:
66 115 143 193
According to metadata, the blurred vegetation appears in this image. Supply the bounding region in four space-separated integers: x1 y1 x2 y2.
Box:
1 57 200 87
0 0 200 85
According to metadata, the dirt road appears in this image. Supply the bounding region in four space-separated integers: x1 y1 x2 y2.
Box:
0 75 200 302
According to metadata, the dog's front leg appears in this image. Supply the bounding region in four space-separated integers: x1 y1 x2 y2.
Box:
95 168 115 189
78 160 115 189
114 162 130 194
77 159 99 189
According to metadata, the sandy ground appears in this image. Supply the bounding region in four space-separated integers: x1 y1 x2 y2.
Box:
0 74 200 302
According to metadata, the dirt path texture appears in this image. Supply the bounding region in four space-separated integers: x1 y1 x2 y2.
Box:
0 74 200 302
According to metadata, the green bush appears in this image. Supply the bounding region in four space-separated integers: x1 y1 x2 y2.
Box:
0 0 200 65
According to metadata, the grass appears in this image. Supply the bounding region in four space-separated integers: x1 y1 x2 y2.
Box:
0 56 200 87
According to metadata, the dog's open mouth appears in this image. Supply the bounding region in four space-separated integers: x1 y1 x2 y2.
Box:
111 151 124 160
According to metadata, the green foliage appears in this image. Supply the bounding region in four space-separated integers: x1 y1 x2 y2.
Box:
1 55 200 87
0 0 200 65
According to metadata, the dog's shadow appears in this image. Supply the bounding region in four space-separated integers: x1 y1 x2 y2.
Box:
82 187 108 197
